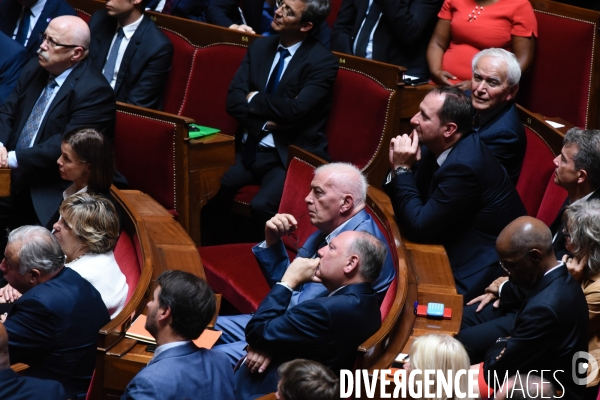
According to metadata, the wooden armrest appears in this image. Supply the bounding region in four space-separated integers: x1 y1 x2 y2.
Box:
208 293 221 329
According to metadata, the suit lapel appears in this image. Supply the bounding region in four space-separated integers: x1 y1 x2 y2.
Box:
258 37 279 91
27 0 54 54
116 16 148 93
0 1 22 36
94 16 117 68
276 39 312 94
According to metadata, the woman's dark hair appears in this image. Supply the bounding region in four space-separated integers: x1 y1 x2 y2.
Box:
63 127 115 193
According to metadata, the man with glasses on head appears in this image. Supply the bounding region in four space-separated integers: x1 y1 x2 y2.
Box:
207 0 338 232
88 0 173 110
213 162 395 365
470 48 526 185
0 15 115 251
482 216 588 400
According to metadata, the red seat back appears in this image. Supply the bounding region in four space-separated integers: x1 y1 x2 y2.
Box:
114 230 141 303
278 157 319 254
160 30 197 115
519 9 597 128
516 127 558 217
178 44 246 134
325 69 392 169
76 9 91 23
327 0 343 28
537 175 567 227
114 111 176 211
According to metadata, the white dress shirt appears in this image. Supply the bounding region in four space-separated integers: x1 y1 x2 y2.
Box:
103 15 144 89
12 0 47 46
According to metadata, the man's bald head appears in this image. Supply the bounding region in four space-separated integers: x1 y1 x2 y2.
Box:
496 217 555 289
38 16 89 76
0 324 9 370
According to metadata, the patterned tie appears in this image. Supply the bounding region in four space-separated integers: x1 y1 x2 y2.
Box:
103 27 125 84
16 78 58 150
162 0 174 14
15 7 32 46
354 1 381 58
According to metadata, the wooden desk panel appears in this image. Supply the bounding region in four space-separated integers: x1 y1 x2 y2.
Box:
0 168 10 197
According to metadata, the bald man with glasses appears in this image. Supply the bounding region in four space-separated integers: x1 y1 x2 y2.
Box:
0 15 115 251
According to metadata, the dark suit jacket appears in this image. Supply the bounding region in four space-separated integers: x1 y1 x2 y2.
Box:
206 0 331 48
4 267 111 398
331 0 441 79
253 208 396 303
0 31 28 104
227 35 338 165
236 283 381 398
122 342 235 400
384 133 526 300
0 0 77 58
146 0 208 21
0 369 66 400
476 102 526 186
88 11 173 110
484 265 588 400
0 57 115 227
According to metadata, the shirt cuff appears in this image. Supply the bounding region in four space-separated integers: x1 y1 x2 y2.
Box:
276 281 293 292
247 92 258 103
498 280 508 298
8 151 17 169
385 171 393 185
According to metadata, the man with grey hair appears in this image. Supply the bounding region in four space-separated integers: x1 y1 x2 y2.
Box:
0 225 110 398
471 48 526 185
213 162 395 364
236 230 384 398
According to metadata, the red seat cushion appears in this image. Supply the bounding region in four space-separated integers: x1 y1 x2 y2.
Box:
515 127 557 217
161 30 197 115
199 244 270 313
519 11 595 127
178 45 246 134
114 231 141 303
325 69 392 169
114 112 176 211
233 185 260 206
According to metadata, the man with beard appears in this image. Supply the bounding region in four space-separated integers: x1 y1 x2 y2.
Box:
122 270 235 399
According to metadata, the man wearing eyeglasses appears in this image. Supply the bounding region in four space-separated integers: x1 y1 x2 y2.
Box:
215 0 338 230
470 48 526 186
88 0 173 110
0 15 115 250
482 216 588 400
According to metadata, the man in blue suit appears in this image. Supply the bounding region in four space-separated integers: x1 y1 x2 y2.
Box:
88 0 173 110
1 226 110 399
122 270 235 400
384 86 526 302
0 32 29 104
470 48 526 185
145 0 208 21
235 230 384 399
0 0 76 57
214 162 396 364
0 324 66 400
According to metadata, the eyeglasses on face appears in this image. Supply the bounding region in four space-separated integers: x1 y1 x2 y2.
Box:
499 250 534 274
275 0 300 18
39 32 85 49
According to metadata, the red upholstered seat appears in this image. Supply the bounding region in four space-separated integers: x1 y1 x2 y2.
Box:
201 157 318 312
114 111 176 211
519 10 596 128
325 69 392 169
161 30 197 115
114 231 142 303
178 44 246 134
515 126 567 223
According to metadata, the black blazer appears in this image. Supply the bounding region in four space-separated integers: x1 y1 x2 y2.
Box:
88 11 173 110
146 0 208 21
331 0 442 79
227 35 338 165
0 0 77 58
0 57 116 227
0 369 66 400
484 265 589 400
384 133 526 299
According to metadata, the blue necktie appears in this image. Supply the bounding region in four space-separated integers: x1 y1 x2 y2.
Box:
265 47 291 94
103 27 125 84
17 78 57 150
15 7 31 46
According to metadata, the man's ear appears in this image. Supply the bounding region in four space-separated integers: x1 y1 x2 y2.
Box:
339 194 354 214
71 47 85 63
442 122 458 139
506 83 519 102
529 249 543 264
577 169 588 185
28 268 41 285
343 254 359 274
157 306 172 323
299 21 313 33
